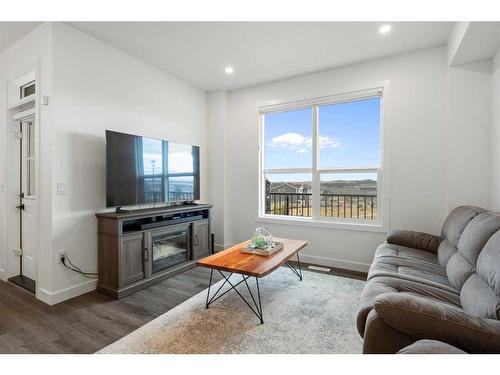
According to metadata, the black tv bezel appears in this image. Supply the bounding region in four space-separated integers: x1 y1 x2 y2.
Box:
105 130 200 208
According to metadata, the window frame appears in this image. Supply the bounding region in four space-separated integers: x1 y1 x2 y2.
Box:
257 85 389 232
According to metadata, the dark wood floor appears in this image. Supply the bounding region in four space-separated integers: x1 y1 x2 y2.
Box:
0 264 365 354
0 267 223 353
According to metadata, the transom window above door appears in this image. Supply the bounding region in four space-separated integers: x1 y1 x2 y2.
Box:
259 87 386 230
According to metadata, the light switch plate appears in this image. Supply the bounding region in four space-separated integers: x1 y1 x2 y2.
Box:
56 182 66 195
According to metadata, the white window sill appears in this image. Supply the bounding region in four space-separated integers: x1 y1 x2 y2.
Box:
256 214 387 233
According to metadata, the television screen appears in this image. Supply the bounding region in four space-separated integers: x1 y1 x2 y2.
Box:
106 130 200 207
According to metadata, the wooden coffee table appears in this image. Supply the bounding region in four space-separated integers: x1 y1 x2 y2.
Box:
197 238 308 324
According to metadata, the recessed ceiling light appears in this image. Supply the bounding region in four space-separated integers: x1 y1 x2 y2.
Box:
379 24 392 34
224 66 234 74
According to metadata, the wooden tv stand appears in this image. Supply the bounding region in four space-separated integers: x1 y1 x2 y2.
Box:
95 203 212 299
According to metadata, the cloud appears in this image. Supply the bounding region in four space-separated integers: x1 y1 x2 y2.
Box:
318 135 341 149
267 132 340 155
267 132 309 154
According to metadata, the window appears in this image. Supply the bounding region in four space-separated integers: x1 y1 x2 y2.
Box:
20 80 35 99
24 120 35 197
260 88 384 228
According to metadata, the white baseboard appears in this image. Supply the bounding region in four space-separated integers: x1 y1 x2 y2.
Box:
30 254 366 305
213 243 370 273
299 254 370 273
37 279 97 305
0 268 6 282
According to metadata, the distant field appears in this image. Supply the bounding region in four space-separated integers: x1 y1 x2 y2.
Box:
268 179 377 196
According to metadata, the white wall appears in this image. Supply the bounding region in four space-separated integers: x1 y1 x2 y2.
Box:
447 60 492 210
447 22 500 212
0 23 208 304
492 51 500 210
222 47 448 271
0 23 53 297
207 90 229 248
44 23 208 303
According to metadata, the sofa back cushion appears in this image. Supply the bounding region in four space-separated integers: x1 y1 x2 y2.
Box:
446 212 500 290
438 206 485 266
441 206 486 247
461 230 500 320
437 240 456 266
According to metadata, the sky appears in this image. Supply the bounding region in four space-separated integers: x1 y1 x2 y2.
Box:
264 97 380 182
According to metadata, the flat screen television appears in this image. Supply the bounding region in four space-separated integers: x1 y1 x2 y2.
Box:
106 130 200 207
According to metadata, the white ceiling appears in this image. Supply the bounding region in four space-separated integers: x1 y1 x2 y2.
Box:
0 22 41 53
450 22 500 66
69 22 453 91
1 22 453 91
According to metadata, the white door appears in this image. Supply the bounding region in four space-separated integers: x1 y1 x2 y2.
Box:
19 118 37 280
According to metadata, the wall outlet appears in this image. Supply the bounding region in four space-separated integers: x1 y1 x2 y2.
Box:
58 249 67 264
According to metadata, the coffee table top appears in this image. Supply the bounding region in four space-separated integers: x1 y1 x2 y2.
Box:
197 237 308 277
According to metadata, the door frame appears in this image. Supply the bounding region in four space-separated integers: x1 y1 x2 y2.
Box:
3 61 42 294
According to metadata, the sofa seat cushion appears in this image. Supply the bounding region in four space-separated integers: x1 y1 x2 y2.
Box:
356 276 461 337
374 243 440 265
368 255 457 294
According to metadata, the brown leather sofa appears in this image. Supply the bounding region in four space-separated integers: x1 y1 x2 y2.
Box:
397 340 467 354
356 206 500 353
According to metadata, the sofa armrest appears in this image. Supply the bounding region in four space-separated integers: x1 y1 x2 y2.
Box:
386 230 441 253
397 339 467 354
373 293 500 353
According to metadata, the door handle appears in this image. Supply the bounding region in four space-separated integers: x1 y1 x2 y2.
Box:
16 204 25 210
144 248 149 262
194 235 199 246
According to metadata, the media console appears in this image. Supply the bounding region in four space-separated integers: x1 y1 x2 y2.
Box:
95 203 213 299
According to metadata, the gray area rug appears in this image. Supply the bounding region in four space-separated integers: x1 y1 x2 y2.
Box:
99 268 365 354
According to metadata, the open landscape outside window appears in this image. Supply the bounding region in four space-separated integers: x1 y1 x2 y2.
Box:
261 90 382 224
